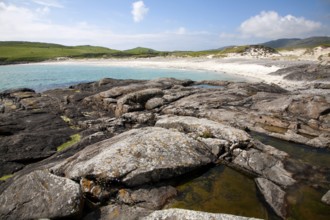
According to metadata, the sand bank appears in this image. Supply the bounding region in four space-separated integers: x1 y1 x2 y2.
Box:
40 57 316 90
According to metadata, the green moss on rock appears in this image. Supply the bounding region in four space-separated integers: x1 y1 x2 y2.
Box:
0 174 13 181
57 134 81 152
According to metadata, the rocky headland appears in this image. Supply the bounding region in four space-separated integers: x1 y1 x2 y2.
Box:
0 64 330 219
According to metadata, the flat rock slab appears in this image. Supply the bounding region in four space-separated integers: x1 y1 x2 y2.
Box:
141 208 262 220
0 170 82 220
52 127 215 186
156 115 250 143
255 178 287 219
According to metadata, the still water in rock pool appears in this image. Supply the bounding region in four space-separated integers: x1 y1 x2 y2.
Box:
169 133 330 220
169 166 271 219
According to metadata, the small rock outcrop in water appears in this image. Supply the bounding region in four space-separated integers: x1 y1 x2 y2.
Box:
0 77 329 219
255 178 287 218
321 190 330 205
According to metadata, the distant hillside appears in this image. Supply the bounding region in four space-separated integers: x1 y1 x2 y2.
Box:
0 41 120 64
0 42 167 64
123 47 158 55
262 36 330 49
261 38 301 48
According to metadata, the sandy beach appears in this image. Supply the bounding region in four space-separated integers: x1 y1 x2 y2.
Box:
40 57 316 90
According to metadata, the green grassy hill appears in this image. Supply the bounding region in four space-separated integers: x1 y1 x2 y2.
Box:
122 47 168 57
124 47 157 54
0 41 119 64
1 37 329 64
0 42 169 64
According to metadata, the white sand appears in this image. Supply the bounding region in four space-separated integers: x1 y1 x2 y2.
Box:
39 57 316 90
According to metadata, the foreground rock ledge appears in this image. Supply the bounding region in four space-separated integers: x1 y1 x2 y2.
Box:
0 170 83 220
1 77 329 220
52 127 215 186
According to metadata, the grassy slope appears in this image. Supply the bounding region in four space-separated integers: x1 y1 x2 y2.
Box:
122 47 169 57
0 42 170 64
1 37 329 64
0 41 119 64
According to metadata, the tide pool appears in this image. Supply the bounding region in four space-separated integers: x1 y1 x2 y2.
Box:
0 63 247 92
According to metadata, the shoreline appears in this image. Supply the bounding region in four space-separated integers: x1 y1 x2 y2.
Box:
36 57 316 90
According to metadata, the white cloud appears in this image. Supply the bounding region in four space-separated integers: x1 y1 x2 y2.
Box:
0 2 218 50
131 1 149 23
0 2 103 42
32 0 63 8
176 27 186 35
239 11 322 38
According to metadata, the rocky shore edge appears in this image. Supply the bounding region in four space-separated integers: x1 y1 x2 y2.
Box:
0 65 329 219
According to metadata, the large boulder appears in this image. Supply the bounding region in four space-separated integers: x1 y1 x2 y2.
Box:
52 127 215 186
141 208 262 220
255 178 287 218
0 170 83 220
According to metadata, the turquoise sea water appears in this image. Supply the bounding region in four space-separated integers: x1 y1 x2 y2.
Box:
0 63 247 92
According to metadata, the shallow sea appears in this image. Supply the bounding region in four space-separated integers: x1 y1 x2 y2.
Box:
0 63 247 92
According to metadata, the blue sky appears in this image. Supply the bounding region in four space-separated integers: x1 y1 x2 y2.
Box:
0 0 329 50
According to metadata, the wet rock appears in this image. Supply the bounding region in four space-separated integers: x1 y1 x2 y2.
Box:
255 178 287 219
0 111 74 169
0 161 24 177
233 148 295 187
307 133 330 148
321 190 330 205
52 127 215 187
117 186 177 209
0 170 83 219
142 208 262 220
84 204 151 220
115 88 164 116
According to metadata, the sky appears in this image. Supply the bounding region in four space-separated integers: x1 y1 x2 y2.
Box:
0 0 329 50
